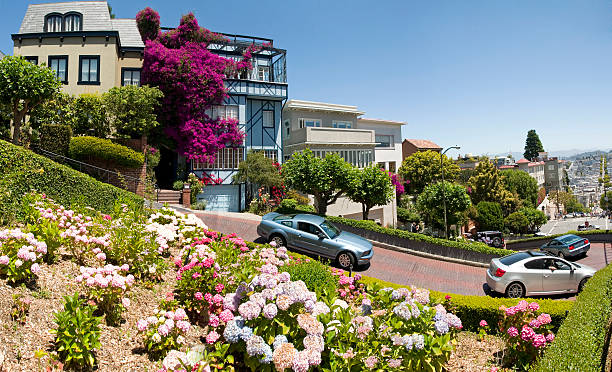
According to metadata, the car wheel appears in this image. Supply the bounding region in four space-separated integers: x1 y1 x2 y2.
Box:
336 251 355 270
505 282 525 298
492 237 502 248
269 234 286 248
578 277 590 292
557 251 565 259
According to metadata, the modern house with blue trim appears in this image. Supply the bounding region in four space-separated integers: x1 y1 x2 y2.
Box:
189 35 287 212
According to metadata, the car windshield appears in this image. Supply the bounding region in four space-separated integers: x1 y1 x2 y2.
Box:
320 221 340 239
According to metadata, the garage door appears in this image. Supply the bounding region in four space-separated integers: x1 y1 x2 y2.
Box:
199 185 240 212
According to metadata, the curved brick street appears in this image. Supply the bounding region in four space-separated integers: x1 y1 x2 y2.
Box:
195 212 609 297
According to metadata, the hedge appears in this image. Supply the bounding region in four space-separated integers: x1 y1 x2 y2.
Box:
358 275 572 335
69 136 144 168
506 229 610 245
40 124 72 156
326 216 514 257
531 263 612 372
0 139 143 222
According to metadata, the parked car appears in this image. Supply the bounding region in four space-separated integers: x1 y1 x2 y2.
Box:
540 234 590 259
486 250 596 298
257 212 373 269
475 231 505 248
577 223 600 231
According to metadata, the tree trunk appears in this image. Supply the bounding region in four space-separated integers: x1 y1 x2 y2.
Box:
362 204 370 220
315 197 327 215
11 104 27 145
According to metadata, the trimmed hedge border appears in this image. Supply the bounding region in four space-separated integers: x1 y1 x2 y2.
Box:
69 136 145 168
0 139 143 219
327 216 514 263
40 124 72 156
506 230 612 251
358 275 572 335
531 263 612 372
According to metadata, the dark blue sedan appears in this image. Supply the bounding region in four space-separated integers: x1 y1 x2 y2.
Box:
257 212 373 269
540 234 590 259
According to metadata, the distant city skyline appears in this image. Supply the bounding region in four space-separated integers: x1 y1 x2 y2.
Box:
2 0 612 155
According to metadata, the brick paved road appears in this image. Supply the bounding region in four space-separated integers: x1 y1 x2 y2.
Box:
195 212 609 297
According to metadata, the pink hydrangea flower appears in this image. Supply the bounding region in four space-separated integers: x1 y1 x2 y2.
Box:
208 314 220 327
529 319 541 329
537 313 552 325
532 333 546 348
137 319 148 332
0 255 9 265
205 330 220 344
521 325 535 341
545 333 555 342
528 302 540 311
219 309 234 322
31 263 41 274
122 298 131 308
194 292 203 301
479 320 488 327
507 326 519 337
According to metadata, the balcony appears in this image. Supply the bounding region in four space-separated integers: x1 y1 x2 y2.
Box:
285 127 376 148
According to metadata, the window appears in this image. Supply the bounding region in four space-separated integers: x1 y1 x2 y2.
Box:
299 118 321 128
257 66 270 81
78 56 100 85
332 121 352 129
192 147 244 170
45 14 62 32
375 135 393 148
548 165 555 171
121 68 141 86
281 221 292 228
48 56 68 84
262 150 277 162
524 259 546 270
552 259 571 270
263 110 274 128
284 120 291 138
64 13 82 31
24 56 38 65
388 161 396 173
209 105 239 120
297 222 322 236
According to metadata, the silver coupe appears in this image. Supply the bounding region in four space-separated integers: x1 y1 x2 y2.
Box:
486 250 596 298
257 212 373 269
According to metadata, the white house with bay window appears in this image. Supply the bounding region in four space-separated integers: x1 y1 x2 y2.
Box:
282 99 405 227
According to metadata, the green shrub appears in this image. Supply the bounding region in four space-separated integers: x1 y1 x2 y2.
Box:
476 201 504 231
282 259 338 298
40 124 72 156
275 199 316 215
0 139 142 223
172 180 184 190
51 294 102 369
506 229 609 245
69 136 144 168
397 206 420 223
191 200 207 210
531 264 612 372
326 215 514 256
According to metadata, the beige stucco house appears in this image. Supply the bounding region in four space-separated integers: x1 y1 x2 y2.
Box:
282 99 405 227
12 1 144 96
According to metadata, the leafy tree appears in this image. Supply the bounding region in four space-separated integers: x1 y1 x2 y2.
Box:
601 191 612 212
505 211 530 234
0 56 61 144
549 190 587 213
398 150 460 195
416 181 471 235
73 94 110 137
103 85 163 138
29 92 76 129
468 161 518 215
233 151 282 200
347 165 394 220
523 129 545 161
282 149 357 215
501 169 539 207
475 201 504 231
520 207 548 232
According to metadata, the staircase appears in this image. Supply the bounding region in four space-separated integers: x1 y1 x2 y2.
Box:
156 189 182 204
605 242 612 266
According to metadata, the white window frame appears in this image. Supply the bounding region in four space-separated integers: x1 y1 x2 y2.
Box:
257 66 270 81
332 120 352 129
262 110 274 128
299 118 321 128
209 105 239 121
192 147 244 170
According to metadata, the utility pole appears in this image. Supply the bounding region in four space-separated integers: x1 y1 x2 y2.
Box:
441 146 460 239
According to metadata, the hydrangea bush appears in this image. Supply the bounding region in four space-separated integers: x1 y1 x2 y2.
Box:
0 228 46 283
497 300 554 370
138 306 192 359
76 264 134 325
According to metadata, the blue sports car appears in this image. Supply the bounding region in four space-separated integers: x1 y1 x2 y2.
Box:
257 212 373 269
540 234 590 259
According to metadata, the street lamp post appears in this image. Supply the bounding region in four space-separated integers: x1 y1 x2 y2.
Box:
441 146 460 240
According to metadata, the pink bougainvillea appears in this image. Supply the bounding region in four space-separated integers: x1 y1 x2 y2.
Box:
137 9 260 163
388 172 405 196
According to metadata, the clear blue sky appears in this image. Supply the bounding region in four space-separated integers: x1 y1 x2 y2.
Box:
2 0 612 156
